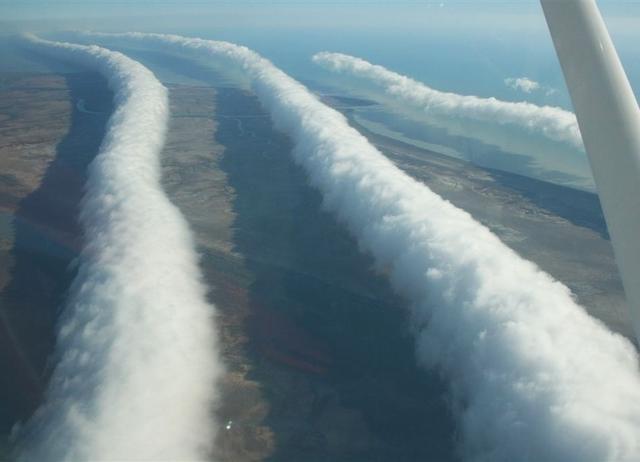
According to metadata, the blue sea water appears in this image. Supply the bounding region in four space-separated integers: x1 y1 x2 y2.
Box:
169 18 636 191
1 6 638 191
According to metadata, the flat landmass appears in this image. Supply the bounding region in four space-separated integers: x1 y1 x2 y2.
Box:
161 85 455 462
340 100 629 340
0 71 111 454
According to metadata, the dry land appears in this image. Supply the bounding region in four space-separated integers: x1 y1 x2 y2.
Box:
0 71 631 462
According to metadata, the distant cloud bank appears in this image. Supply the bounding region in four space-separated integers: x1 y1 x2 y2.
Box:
313 52 580 148
73 31 640 461
15 34 222 461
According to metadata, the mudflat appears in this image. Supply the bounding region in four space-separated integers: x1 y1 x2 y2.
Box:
0 71 111 438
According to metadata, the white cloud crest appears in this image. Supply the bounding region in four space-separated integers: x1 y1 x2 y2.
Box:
15 35 223 462
78 32 640 462
313 52 582 149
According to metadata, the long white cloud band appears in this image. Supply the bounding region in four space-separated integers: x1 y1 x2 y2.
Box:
16 35 222 462
74 32 640 461
312 51 583 150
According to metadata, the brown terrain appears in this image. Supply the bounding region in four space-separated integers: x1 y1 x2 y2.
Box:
0 74 456 461
0 71 111 451
160 84 454 461
0 67 629 462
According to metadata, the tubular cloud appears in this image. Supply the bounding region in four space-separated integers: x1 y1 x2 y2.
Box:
15 35 222 462
79 32 640 462
313 51 583 149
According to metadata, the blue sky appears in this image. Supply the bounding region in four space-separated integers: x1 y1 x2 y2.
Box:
0 1 637 27
1 0 637 106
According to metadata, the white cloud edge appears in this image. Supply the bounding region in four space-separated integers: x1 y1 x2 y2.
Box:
15 34 223 462
313 51 581 149
72 31 640 461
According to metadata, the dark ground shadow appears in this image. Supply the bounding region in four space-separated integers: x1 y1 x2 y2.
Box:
0 71 110 436
216 87 457 462
488 168 609 239
98 47 236 87
347 114 610 241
